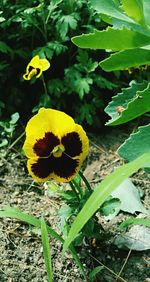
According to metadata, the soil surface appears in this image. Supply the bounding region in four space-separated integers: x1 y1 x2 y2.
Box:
0 128 150 282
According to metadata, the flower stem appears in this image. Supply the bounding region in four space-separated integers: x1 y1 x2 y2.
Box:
71 179 83 197
69 181 80 202
41 74 48 96
8 131 25 150
78 171 92 192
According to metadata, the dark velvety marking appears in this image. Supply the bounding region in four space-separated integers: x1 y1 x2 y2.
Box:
31 158 53 179
33 132 60 157
52 154 79 179
35 68 41 75
31 154 78 179
28 66 34 72
61 132 82 157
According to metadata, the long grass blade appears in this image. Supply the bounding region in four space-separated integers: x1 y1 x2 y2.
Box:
41 217 53 282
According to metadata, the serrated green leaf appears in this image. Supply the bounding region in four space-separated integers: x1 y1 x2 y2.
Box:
74 77 92 99
100 48 150 71
72 27 150 51
105 81 150 125
120 0 145 24
63 153 150 251
118 124 150 166
57 14 77 40
90 0 134 23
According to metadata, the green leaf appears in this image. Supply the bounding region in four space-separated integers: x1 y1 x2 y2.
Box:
100 197 121 216
10 112 20 125
120 218 150 230
111 178 147 214
0 16 5 22
57 204 72 231
0 41 12 54
63 153 150 251
118 124 150 165
74 77 93 99
105 81 150 125
72 27 150 51
41 218 53 282
120 0 145 24
100 48 150 71
57 14 77 40
143 0 150 25
89 266 103 281
0 206 62 241
90 0 134 23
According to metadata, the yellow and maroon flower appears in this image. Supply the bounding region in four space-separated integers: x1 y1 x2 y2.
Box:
23 55 50 80
23 108 89 182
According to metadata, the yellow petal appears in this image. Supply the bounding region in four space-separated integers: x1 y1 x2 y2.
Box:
23 108 76 158
39 58 50 71
23 108 89 183
26 55 50 73
74 124 89 162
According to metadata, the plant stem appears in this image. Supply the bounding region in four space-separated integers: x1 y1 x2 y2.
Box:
69 181 80 202
41 74 48 96
8 131 25 150
72 179 83 197
78 171 92 191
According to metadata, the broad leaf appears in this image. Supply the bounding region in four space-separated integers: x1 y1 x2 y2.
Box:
105 81 150 125
115 225 150 250
111 178 147 214
63 153 150 251
143 0 150 26
72 27 150 51
100 48 150 71
90 0 134 23
120 0 145 24
118 124 150 165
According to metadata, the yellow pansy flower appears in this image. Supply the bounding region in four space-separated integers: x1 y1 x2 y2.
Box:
23 55 50 80
23 108 89 182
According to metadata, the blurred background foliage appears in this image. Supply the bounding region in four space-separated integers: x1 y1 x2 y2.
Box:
0 0 137 130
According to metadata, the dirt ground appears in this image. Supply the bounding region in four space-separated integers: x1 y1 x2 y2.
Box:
0 127 150 282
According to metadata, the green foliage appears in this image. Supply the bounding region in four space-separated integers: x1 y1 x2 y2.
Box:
63 153 150 251
72 27 150 51
64 0 150 252
105 80 150 125
0 206 87 280
0 112 20 148
118 124 150 164
1 0 117 127
71 0 150 158
100 48 150 71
